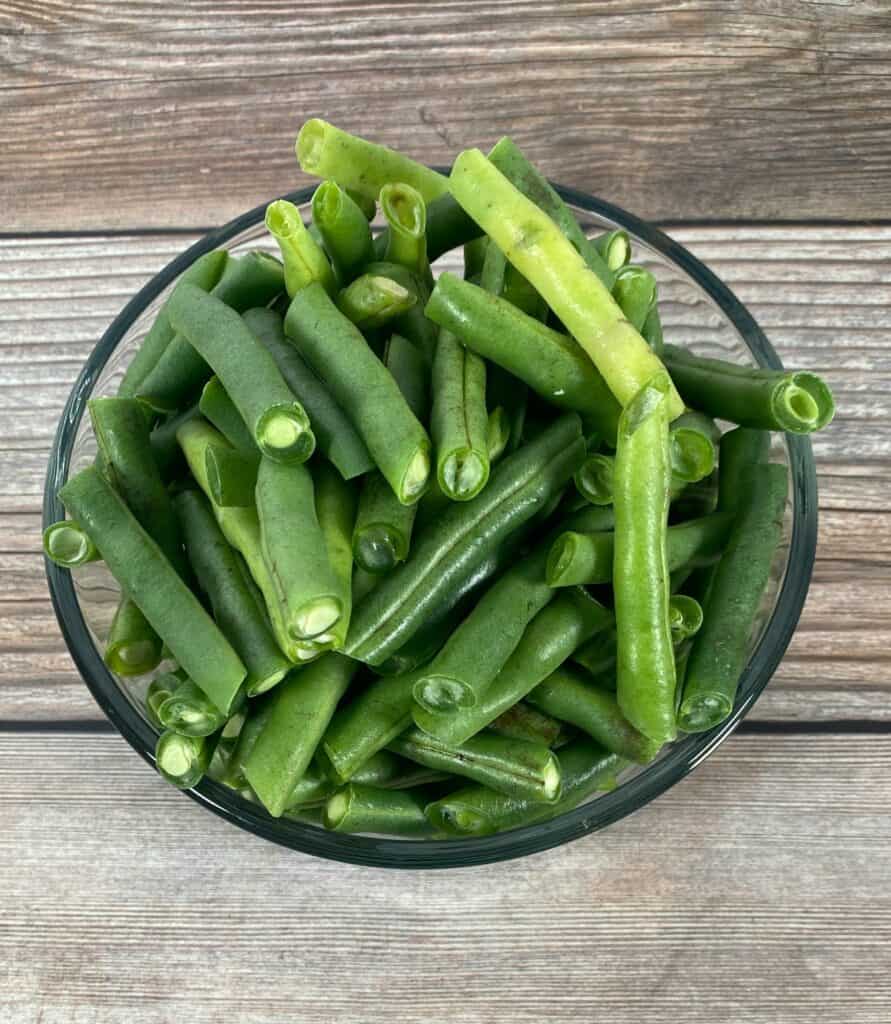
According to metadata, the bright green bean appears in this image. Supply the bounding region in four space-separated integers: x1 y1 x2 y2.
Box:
668 594 704 645
266 198 336 297
574 453 614 506
155 729 218 790
337 274 417 329
158 676 228 737
612 265 657 332
145 674 178 729
671 410 720 484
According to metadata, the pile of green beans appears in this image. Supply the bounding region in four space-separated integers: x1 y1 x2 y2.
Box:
47 121 834 838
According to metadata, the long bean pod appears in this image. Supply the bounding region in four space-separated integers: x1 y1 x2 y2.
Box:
311 181 374 282
266 199 336 297
346 413 585 665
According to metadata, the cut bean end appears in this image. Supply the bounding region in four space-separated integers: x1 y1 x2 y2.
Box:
671 428 716 484
256 404 316 464
440 449 489 502
574 454 614 506
427 803 491 836
295 118 327 174
400 447 431 504
677 692 733 733
105 640 161 677
155 733 205 789
43 521 97 568
773 373 835 433
546 534 577 587
542 756 562 802
291 597 342 640
381 183 426 239
604 232 630 270
354 526 402 575
413 675 477 714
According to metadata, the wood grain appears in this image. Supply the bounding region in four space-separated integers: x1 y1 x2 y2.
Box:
2 226 889 721
1 1 890 230
0 730 888 1023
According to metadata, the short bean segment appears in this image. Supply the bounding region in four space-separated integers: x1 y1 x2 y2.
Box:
149 403 202 481
362 260 438 368
146 674 178 729
381 182 430 282
104 598 163 677
414 588 614 747
593 230 631 272
167 285 315 465
311 181 374 283
323 784 434 837
155 729 219 790
285 283 432 504
425 740 624 838
613 373 677 745
43 520 100 569
488 702 570 748
574 453 615 506
266 198 336 298
430 327 490 501
175 488 290 697
670 410 720 486
389 728 562 804
612 265 657 332
337 274 417 330
346 413 585 666
158 676 228 738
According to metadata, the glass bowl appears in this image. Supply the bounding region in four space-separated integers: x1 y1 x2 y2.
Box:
43 185 817 868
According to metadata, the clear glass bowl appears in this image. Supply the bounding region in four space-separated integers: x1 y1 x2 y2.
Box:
43 186 817 868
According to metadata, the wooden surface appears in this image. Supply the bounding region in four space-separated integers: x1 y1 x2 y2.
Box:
2 3 890 1021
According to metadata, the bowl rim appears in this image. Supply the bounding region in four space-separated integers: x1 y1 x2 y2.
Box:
43 183 818 869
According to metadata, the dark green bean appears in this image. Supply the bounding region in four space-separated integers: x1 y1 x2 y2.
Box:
362 261 438 367
204 444 259 507
641 305 664 355
572 628 618 678
374 192 482 264
287 751 445 809
175 489 290 699
311 181 374 282
668 594 704 645
346 413 585 666
425 273 621 443
425 740 623 837
323 784 434 836
243 654 358 817
345 188 376 221
104 598 163 677
485 407 511 463
198 376 257 454
266 198 336 297
662 344 835 434
221 695 272 787
463 236 489 281
285 283 432 503
155 729 218 790
42 520 100 568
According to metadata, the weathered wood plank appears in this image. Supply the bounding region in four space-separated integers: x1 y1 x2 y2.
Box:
0 731 888 1023
1 2 890 230
2 227 887 721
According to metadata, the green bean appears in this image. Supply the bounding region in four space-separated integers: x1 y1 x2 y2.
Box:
352 334 427 574
389 727 562 803
425 273 620 443
296 119 449 204
285 282 431 503
198 377 256 454
346 413 585 665
206 712 245 783
381 182 430 281
668 594 704 645
671 410 720 484
414 588 613 746
243 654 358 817
613 373 676 744
345 188 376 221
362 260 438 367
559 503 616 534
337 274 417 329
287 751 444 809
593 229 631 272
266 199 336 298
612 265 657 333
482 240 547 321
547 511 732 587
677 432 788 732
314 460 357 652
431 327 490 500
641 305 664 355
158 676 228 737
104 598 163 677
222 696 272 787
463 236 489 280
60 465 247 710
118 250 229 398
256 457 344 640
204 444 259 507
42 520 100 568
662 344 835 434
449 150 684 419
488 702 568 748
155 729 218 790
425 739 623 837
149 403 202 480
527 665 661 764
146 674 177 729
137 252 286 412
572 628 617 678
320 670 420 783
167 285 315 464
574 453 614 506
323 784 434 836
485 407 511 463
242 306 375 481
371 192 481 264
89 396 188 577
311 181 374 282
175 489 290 698
411 543 554 716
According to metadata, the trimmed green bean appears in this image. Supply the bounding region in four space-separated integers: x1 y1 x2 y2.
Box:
285 282 431 503
155 729 217 790
662 344 835 434
642 305 664 355
244 654 358 817
425 273 620 443
149 403 202 480
463 236 489 280
168 285 315 464
411 543 554 716
389 727 562 804
677 433 788 732
323 784 434 836
266 199 336 297
199 377 256 454
612 265 657 332
371 192 481 264
485 407 511 463
414 588 613 746
337 274 417 329
118 250 229 398
204 444 259 507
104 598 163 677
296 119 449 204
381 182 430 281
287 751 445 809
175 489 290 698
243 306 375 480
488 703 568 748
222 696 272 787
137 252 286 412
346 413 585 665
594 229 631 272
668 594 704 645
60 465 246 705
43 520 100 568
574 453 614 506
547 511 732 587
346 188 376 221
527 665 661 764
671 410 720 485
146 674 177 729
572 628 617 678
362 261 438 367
311 181 374 282
431 328 489 501
449 149 684 418
256 457 344 640
425 739 623 837
314 460 357 652
158 676 228 737
613 374 676 744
